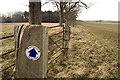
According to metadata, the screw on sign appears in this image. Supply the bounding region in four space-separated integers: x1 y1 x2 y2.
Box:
26 46 41 60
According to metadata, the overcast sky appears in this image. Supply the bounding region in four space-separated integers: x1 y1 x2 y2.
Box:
0 0 119 21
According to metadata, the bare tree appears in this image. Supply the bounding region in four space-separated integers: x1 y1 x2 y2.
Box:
50 0 88 26
65 9 79 27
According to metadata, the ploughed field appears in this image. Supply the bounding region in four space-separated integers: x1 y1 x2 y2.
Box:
1 22 118 79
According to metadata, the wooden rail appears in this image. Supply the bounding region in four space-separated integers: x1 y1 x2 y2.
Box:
0 50 15 57
0 35 14 40
49 25 64 29
1 34 15 80
0 63 15 72
48 25 65 65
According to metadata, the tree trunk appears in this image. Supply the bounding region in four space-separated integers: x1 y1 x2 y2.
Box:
59 14 63 26
59 3 64 26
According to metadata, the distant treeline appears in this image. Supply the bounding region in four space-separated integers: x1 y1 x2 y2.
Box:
0 11 62 23
81 20 118 23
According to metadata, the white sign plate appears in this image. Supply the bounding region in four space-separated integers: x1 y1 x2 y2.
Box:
26 46 41 60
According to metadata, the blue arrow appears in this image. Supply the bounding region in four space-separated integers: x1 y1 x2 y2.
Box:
29 48 37 58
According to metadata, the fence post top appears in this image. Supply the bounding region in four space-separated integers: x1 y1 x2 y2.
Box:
29 0 41 2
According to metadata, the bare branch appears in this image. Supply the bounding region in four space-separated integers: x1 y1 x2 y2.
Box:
49 0 90 25
42 2 49 6
81 1 88 9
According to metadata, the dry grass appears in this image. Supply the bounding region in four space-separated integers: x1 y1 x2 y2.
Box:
1 22 118 79
48 22 118 78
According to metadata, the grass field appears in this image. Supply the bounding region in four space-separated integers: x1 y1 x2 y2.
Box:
1 22 118 79
79 22 118 52
48 22 118 78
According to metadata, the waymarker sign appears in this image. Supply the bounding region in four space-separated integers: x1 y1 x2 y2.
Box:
26 46 41 60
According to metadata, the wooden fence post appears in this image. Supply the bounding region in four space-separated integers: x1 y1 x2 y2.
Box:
15 25 48 79
29 2 41 25
14 0 48 79
64 22 71 53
